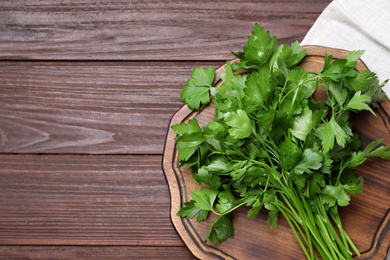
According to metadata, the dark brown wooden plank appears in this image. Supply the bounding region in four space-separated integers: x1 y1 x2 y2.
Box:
0 154 183 246
0 0 331 60
0 61 221 154
0 246 196 259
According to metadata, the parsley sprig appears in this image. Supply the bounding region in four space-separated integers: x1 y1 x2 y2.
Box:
173 24 390 260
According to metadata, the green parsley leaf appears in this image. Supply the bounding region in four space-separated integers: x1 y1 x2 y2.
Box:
263 189 279 229
321 185 350 207
243 68 271 111
363 138 390 159
177 200 203 219
221 61 247 90
247 198 264 218
345 90 375 115
181 85 210 110
343 176 363 194
177 201 211 222
232 23 277 67
194 167 222 190
196 209 210 222
272 41 307 69
346 50 364 63
180 67 215 110
216 188 236 214
295 148 323 174
345 151 366 168
321 116 348 153
175 132 206 161
367 79 388 108
192 186 219 212
224 109 252 139
267 210 279 229
348 69 377 92
188 67 215 87
206 156 229 172
290 107 314 141
204 214 234 244
256 109 275 133
203 121 228 140
263 189 278 212
307 173 326 198
279 137 302 171
172 118 202 135
327 81 348 107
255 65 276 104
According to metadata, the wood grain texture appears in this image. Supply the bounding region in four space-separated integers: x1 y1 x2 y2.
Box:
163 47 390 259
0 0 331 60
0 61 221 154
0 246 196 259
0 154 183 246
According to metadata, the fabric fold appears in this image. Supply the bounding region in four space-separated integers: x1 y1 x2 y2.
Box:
302 0 390 95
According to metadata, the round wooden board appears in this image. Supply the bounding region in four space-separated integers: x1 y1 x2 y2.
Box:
162 46 390 260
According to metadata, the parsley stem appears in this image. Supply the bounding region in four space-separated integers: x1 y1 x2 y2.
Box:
315 200 350 259
311 238 326 260
214 197 257 216
334 216 349 251
316 196 354 259
277 80 289 107
278 193 302 223
276 205 313 260
337 160 348 181
263 176 270 192
277 74 320 115
326 221 352 259
343 229 361 257
277 84 299 113
251 126 279 161
295 190 315 258
330 213 360 257
298 74 321 87
314 214 342 260
289 86 300 113
284 191 334 259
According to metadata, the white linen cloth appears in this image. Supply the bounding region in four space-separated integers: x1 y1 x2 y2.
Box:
301 0 390 96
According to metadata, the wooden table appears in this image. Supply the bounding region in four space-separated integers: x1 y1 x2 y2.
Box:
0 1 333 259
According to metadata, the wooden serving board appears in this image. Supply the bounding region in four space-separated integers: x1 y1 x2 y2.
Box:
162 46 390 260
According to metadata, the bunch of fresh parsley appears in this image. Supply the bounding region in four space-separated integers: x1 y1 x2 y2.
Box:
173 23 390 260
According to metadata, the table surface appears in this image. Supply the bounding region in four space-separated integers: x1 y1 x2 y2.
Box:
0 1 333 259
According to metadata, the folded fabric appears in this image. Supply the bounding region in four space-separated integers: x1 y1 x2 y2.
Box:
301 0 390 95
